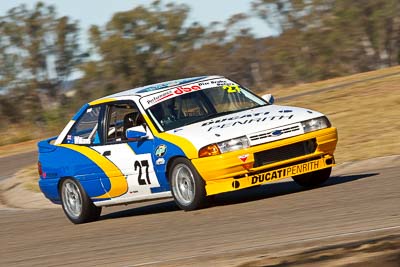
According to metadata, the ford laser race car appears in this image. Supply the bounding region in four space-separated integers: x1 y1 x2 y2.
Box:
38 76 338 224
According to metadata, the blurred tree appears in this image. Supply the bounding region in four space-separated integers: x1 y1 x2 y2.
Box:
0 2 82 122
79 1 206 100
252 0 400 84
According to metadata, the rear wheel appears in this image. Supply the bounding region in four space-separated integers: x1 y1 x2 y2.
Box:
169 158 207 211
60 178 102 224
292 167 332 188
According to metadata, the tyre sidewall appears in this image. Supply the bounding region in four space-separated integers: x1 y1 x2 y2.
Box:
60 178 101 224
169 158 207 211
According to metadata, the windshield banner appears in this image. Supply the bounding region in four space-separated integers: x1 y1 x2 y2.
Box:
140 78 237 109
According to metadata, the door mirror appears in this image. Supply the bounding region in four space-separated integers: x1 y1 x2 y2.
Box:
261 94 275 105
126 126 148 141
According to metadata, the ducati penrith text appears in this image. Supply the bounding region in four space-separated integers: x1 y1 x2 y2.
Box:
250 158 325 185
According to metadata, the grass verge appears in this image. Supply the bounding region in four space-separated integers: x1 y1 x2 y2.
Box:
271 66 400 163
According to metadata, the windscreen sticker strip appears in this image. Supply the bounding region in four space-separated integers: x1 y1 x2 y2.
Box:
140 78 237 109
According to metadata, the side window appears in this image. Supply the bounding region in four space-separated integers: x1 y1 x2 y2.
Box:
106 103 141 143
64 106 101 145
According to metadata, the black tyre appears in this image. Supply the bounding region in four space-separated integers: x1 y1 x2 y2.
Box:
169 158 207 211
60 178 102 224
292 167 332 188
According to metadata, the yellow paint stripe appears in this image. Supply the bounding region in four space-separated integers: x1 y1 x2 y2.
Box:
59 144 128 199
143 115 198 159
89 98 116 106
156 132 198 158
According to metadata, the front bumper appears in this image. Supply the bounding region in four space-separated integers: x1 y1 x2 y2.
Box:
191 127 338 195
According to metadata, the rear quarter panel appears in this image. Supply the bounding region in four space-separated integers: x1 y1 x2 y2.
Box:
38 139 107 203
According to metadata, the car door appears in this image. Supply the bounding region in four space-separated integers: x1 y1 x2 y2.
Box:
91 100 161 200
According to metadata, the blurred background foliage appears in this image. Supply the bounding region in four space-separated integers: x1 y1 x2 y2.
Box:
1 0 400 145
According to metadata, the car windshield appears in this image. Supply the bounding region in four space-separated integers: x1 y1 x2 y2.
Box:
146 85 267 131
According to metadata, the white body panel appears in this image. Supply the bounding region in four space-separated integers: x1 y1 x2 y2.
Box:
167 105 323 149
92 144 160 200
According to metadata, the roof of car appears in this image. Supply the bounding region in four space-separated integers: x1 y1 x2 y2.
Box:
88 75 224 106
117 75 226 97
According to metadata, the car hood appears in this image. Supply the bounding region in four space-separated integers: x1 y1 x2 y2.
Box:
166 104 324 150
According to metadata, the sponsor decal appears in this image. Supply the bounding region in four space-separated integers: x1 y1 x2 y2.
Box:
156 158 165 165
239 154 249 162
138 77 207 93
155 144 167 157
173 85 201 95
44 172 57 178
146 90 174 105
198 79 233 87
142 78 238 108
145 85 201 105
251 160 321 184
223 84 241 93
201 112 294 132
66 135 74 144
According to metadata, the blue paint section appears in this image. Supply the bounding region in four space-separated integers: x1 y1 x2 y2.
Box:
137 76 207 93
38 123 191 204
151 137 186 193
38 178 60 203
38 144 108 203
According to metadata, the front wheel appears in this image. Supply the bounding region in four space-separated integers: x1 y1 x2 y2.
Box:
60 178 102 224
292 167 332 188
169 158 207 211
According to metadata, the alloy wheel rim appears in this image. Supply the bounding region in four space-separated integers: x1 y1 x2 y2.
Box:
62 181 82 219
172 164 195 205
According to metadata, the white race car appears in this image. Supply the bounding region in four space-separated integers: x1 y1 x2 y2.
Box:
38 76 338 223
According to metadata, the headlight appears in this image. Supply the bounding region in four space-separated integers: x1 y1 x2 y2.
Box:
301 117 331 133
199 136 250 157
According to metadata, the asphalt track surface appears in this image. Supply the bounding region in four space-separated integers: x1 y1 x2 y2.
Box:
0 151 37 181
1 164 399 266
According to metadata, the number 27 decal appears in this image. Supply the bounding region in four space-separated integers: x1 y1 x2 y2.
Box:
134 160 150 185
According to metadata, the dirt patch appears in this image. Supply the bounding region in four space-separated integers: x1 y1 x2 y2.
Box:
0 139 38 158
0 164 56 209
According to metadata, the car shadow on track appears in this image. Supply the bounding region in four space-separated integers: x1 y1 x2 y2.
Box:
100 200 180 221
212 172 379 207
100 173 378 221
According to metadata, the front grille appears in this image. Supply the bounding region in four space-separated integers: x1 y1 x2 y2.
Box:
249 125 301 142
253 139 317 167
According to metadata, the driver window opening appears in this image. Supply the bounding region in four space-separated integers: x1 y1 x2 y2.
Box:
106 103 142 143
